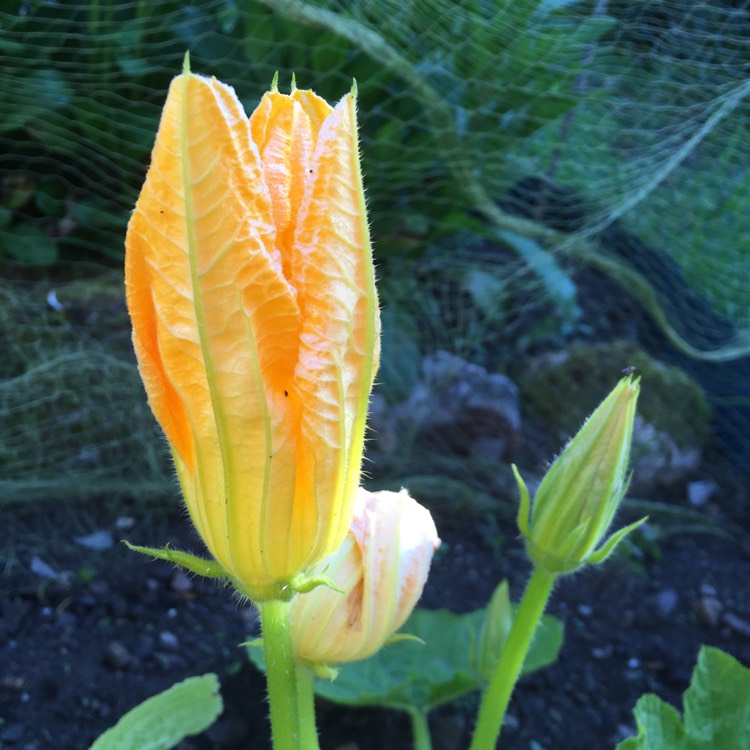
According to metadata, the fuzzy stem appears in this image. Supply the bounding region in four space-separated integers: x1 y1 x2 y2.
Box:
258 599 300 750
296 664 321 750
468 567 557 750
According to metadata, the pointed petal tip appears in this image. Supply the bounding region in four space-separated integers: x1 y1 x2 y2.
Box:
183 50 191 75
271 71 279 91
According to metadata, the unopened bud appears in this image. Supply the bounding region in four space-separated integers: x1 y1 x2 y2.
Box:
516 375 647 575
290 488 439 667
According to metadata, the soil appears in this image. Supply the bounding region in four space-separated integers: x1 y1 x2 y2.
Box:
1 486 749 750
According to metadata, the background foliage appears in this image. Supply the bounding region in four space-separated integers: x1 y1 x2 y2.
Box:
1 0 749 502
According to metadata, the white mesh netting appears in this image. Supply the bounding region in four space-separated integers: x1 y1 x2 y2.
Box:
1 0 748 501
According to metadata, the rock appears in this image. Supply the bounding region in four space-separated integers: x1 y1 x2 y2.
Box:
634 592 668 628
631 416 702 490
0 675 26 692
29 556 59 580
694 596 723 628
170 570 194 594
687 479 720 507
115 516 136 531
723 612 750 639
379 350 521 462
158 631 179 652
73 530 114 550
103 641 133 670
652 588 679 619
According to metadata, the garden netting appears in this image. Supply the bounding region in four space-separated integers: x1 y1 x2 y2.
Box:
1 0 749 502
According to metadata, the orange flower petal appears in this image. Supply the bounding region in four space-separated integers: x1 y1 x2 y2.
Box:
126 71 301 586
288 91 380 565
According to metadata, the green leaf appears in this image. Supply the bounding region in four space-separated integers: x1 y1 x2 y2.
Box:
496 229 578 320
248 607 563 714
89 674 223 750
617 646 750 750
1 223 58 265
0 69 72 133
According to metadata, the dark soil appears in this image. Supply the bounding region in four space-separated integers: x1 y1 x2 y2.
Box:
2 487 749 750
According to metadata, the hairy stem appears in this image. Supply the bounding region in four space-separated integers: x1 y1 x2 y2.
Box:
469 567 556 750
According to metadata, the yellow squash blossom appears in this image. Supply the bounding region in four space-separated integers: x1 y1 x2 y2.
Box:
125 62 379 601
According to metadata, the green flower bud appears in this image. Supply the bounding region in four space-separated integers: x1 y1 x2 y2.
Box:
515 375 647 575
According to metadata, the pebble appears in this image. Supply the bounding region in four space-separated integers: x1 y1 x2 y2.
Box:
687 479 719 507
29 556 59 580
170 570 194 594
73 530 114 551
694 596 723 628
591 644 613 660
723 612 750 639
699 582 717 597
158 631 179 651
115 516 136 531
103 641 133 670
0 674 26 691
653 588 679 618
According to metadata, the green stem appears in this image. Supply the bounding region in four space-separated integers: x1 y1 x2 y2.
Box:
258 599 300 750
296 665 321 750
409 708 433 750
468 567 557 750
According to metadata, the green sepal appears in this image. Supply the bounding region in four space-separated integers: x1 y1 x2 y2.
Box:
384 632 425 647
311 663 339 680
123 541 228 578
289 572 344 595
586 516 649 566
512 464 531 538
239 637 264 649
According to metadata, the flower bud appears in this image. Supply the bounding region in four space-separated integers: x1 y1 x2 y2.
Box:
516 375 646 574
290 488 440 666
125 59 379 601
